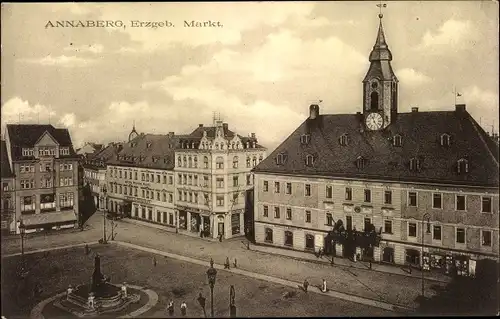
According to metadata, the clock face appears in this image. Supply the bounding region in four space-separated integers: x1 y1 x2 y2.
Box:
365 112 384 130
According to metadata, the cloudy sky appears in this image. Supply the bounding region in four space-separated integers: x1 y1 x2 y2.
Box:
1 2 498 151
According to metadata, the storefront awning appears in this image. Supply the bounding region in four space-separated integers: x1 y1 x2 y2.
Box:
21 211 77 229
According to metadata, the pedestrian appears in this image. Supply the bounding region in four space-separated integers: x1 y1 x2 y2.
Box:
303 279 309 293
319 247 323 258
233 258 238 268
67 284 73 300
247 241 250 250
180 301 187 316
153 256 157 267
321 278 327 293
167 300 174 316
200 230 204 238
409 263 412 274
219 234 223 242
224 257 230 269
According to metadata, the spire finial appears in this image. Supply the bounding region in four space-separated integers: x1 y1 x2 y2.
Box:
133 120 136 130
377 2 387 19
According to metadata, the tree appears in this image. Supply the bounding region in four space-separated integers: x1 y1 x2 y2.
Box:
79 182 97 228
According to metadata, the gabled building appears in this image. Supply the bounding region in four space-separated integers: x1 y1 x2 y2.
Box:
5 124 80 233
253 13 499 275
76 142 104 158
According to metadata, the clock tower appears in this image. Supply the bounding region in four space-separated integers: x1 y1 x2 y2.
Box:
362 12 398 130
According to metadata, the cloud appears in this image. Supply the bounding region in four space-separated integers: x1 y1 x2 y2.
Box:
396 68 432 86
416 19 476 54
58 113 77 128
63 44 104 54
1 98 56 127
20 55 95 67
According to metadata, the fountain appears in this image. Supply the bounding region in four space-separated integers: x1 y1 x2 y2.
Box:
53 254 140 317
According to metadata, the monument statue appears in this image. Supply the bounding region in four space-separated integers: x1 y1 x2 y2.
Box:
91 254 106 295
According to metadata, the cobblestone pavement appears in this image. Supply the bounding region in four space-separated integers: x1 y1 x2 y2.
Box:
1 212 448 311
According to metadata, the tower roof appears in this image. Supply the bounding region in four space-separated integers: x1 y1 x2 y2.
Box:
369 16 393 62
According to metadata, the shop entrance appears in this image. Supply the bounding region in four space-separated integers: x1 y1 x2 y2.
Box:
218 222 225 238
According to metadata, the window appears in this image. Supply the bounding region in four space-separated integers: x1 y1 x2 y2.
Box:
263 205 269 217
384 190 392 205
232 193 238 205
364 189 371 203
456 195 466 211
188 175 193 185
433 225 441 241
457 158 469 174
252 157 257 167
408 192 417 207
263 181 269 192
384 220 392 234
339 134 349 146
284 231 293 246
156 175 160 183
456 228 465 244
194 157 198 168
286 208 292 220
233 156 239 168
305 234 315 250
204 156 209 169
345 187 352 201
188 156 192 168
356 156 366 169
274 182 280 193
203 176 209 187
246 175 251 186
409 157 421 171
216 196 224 206
481 230 492 246
305 184 311 196
246 157 251 168
194 175 198 186
59 193 74 208
393 134 402 147
300 134 311 144
216 178 224 188
119 170 122 178
265 228 273 243
326 213 333 226
433 193 442 209
134 187 138 196
230 175 238 187
216 157 224 169
440 134 451 147
141 173 145 181
135 171 138 180
183 156 187 168
326 185 332 199
305 155 314 167
274 207 280 218
276 153 286 165
21 195 35 212
482 197 492 213
408 223 417 237
169 176 173 185
286 183 292 195
306 210 311 223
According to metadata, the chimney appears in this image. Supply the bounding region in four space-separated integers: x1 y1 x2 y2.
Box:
198 124 203 127
411 107 419 113
455 104 466 112
223 123 228 131
251 133 256 139
117 145 123 152
309 104 319 120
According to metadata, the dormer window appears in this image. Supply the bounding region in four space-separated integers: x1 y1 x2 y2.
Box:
276 153 287 165
409 157 421 172
457 158 469 174
339 134 349 146
305 154 315 167
164 158 168 164
131 142 136 147
146 143 152 148
356 156 367 169
152 157 158 163
393 134 402 147
440 134 451 147
300 134 311 145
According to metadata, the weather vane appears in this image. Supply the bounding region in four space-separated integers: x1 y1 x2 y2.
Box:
376 1 387 19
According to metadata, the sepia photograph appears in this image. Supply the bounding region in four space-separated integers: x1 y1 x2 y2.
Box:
1 1 498 318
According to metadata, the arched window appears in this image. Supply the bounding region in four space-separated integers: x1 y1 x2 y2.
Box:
203 156 209 169
216 156 224 169
183 156 187 168
259 155 263 163
193 156 198 168
188 156 192 168
231 142 235 149
177 156 182 167
300 134 311 144
306 154 315 167
393 134 402 147
236 142 240 149
370 91 379 111
252 156 257 167
233 156 239 168
457 158 469 174
356 156 366 169
440 134 451 147
246 156 251 168
215 143 219 150
409 157 421 172
265 228 273 243
284 231 293 246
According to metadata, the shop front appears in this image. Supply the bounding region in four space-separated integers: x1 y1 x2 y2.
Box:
191 212 201 233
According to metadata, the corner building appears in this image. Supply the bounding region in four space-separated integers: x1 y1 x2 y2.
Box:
253 14 499 274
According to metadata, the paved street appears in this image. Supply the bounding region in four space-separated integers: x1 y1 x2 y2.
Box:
1 212 448 311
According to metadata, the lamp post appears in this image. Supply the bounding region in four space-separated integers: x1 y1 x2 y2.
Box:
102 185 108 244
421 212 431 298
330 239 335 265
18 220 26 270
206 258 217 318
229 285 236 318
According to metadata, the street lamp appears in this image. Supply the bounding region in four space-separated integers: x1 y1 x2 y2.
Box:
18 219 26 270
102 185 108 244
330 239 335 265
229 285 236 318
421 212 431 298
206 258 217 318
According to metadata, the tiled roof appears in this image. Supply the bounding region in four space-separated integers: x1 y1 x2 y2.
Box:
1 140 14 178
107 134 179 170
6 124 76 160
180 125 265 149
254 108 499 187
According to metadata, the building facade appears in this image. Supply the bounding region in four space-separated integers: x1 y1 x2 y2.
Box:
1 140 16 234
5 124 80 233
174 120 266 240
253 14 499 276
